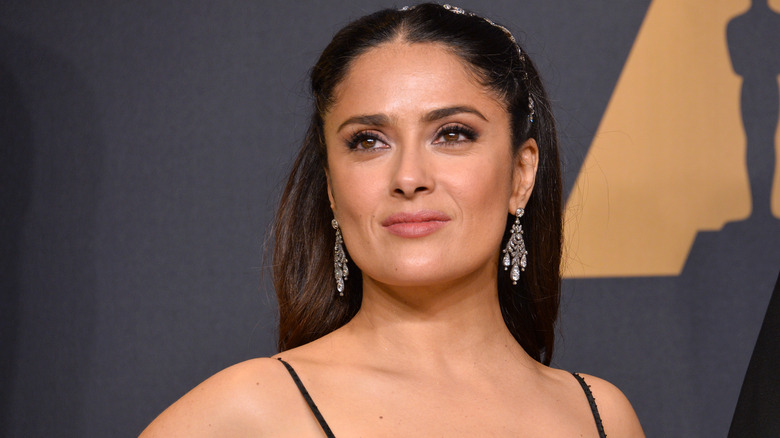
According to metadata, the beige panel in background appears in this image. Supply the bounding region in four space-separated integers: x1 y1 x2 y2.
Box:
564 0 762 278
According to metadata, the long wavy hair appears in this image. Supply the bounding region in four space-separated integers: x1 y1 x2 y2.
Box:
272 3 562 365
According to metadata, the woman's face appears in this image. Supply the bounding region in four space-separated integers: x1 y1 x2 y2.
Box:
324 41 537 288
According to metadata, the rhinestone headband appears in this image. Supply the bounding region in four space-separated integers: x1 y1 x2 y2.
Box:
400 4 535 124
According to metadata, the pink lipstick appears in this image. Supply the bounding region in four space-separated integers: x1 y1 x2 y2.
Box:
381 210 451 238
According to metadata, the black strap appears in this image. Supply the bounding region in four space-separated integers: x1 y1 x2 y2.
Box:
572 373 607 438
277 358 336 438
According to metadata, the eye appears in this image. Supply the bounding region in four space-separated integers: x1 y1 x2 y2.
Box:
433 124 478 145
346 130 389 150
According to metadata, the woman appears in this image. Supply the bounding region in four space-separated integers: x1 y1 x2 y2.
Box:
141 4 644 437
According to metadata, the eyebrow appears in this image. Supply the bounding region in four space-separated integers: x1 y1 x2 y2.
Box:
422 106 488 123
337 114 391 133
336 105 488 133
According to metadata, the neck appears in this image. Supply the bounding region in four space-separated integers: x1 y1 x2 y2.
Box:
342 263 531 371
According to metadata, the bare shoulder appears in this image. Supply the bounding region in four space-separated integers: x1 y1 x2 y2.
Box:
140 357 295 438
576 373 645 437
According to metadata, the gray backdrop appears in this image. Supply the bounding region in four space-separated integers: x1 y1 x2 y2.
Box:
2 1 778 437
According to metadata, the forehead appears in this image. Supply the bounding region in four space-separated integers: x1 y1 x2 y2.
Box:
326 41 506 123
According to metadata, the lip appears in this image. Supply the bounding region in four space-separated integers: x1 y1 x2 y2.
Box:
381 210 451 238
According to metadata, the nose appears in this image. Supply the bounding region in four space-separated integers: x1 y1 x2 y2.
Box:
391 143 432 198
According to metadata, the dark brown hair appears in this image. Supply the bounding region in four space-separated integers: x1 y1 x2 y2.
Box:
272 3 562 365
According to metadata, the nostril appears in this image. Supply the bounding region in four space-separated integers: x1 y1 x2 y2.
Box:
393 185 429 197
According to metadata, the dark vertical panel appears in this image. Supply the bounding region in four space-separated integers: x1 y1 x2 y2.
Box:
0 26 102 436
729 272 780 437
0 52 33 438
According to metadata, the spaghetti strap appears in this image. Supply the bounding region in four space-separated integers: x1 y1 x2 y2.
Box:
277 358 336 438
572 373 607 438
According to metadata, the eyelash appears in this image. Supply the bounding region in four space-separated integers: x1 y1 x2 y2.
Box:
344 124 479 150
433 124 478 144
345 130 387 150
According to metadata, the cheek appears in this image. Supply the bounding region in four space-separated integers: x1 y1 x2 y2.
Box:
447 155 514 218
329 164 383 225
438 157 514 260
328 165 390 275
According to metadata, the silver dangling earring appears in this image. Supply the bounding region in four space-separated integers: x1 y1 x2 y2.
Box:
332 219 349 297
502 208 528 285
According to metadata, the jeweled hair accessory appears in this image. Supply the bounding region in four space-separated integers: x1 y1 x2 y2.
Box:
438 4 536 124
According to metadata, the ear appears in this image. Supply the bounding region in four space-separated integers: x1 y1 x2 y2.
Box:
325 167 336 212
509 138 538 212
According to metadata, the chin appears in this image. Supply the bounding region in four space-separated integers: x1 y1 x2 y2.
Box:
366 263 486 289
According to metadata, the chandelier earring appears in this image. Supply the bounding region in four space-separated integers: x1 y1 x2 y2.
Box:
502 208 528 285
332 219 349 296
